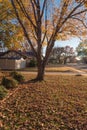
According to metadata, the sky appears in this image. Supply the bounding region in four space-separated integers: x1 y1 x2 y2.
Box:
54 37 81 50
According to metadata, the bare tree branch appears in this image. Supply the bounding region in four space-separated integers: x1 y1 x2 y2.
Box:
40 0 47 18
30 0 37 24
71 9 87 17
16 0 37 29
11 0 37 57
71 17 87 28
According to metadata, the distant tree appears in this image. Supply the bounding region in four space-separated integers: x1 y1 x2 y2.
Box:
49 47 64 64
64 46 74 56
76 39 87 63
76 39 87 56
49 46 75 64
64 46 75 64
10 0 87 80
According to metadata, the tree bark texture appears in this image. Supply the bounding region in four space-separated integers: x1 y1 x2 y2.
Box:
36 60 45 81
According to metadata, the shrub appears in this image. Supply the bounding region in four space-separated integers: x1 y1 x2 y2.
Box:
28 59 37 67
10 71 25 83
10 71 18 77
1 77 18 89
0 85 7 100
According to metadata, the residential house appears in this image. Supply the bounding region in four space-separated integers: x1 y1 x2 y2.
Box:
0 50 27 70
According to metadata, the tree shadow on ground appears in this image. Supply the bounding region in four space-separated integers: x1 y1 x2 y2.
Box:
21 78 43 85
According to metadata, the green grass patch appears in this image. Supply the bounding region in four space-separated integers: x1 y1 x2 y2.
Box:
0 85 7 100
10 71 25 83
1 76 18 89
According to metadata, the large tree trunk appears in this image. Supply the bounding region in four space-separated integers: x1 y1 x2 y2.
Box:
36 62 45 81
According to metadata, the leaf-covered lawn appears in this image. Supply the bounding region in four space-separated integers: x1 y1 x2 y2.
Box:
0 74 87 130
22 66 83 73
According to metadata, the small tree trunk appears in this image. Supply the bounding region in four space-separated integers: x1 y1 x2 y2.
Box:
64 57 67 64
36 63 45 81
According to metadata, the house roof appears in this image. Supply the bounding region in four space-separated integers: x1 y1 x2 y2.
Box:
23 51 35 57
0 50 27 59
0 50 35 59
